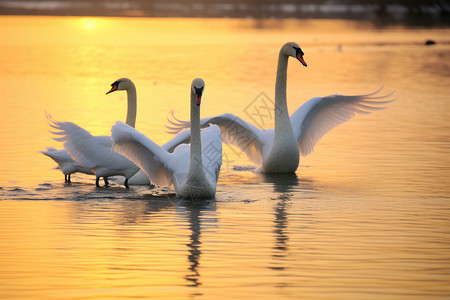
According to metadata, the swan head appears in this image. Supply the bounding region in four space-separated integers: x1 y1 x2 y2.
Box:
106 78 134 95
191 78 205 107
282 42 307 67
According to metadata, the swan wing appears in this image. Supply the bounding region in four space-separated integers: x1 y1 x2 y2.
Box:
167 113 265 166
290 87 395 156
199 125 222 185
161 129 192 153
164 125 222 194
48 118 135 172
111 121 174 188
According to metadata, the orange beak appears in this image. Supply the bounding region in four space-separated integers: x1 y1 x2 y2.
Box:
196 93 202 106
106 85 117 95
297 53 307 67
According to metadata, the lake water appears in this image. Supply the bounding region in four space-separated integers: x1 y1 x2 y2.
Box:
0 16 449 299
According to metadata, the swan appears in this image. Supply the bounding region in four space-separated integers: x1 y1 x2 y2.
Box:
167 42 395 173
39 147 94 182
111 78 222 198
48 78 144 188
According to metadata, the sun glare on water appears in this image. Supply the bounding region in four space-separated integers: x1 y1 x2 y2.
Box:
80 18 99 30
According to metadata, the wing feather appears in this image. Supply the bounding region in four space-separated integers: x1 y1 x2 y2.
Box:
161 129 192 153
47 117 137 174
39 148 94 175
167 113 265 165
290 87 395 156
198 125 222 185
111 121 174 188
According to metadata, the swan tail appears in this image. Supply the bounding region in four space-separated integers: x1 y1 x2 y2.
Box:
39 147 58 153
39 148 76 166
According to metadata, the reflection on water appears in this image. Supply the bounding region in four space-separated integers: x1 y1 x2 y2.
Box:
262 173 299 194
263 173 295 279
185 207 202 287
1 16 450 299
266 174 296 275
183 201 214 289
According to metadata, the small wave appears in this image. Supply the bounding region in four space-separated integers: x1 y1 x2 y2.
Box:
142 187 177 199
232 165 257 172
8 187 27 193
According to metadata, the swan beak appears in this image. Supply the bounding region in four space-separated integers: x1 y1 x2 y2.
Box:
297 54 307 67
106 85 117 95
195 93 202 106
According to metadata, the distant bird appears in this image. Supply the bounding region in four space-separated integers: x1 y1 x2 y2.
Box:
48 78 144 188
167 42 395 173
111 78 222 198
39 147 94 183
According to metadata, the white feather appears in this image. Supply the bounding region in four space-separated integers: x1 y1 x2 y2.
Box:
112 78 222 198
165 43 395 173
45 78 147 186
39 147 93 177
49 118 140 179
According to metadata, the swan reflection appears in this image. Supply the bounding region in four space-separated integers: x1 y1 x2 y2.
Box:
262 173 298 287
181 199 216 290
184 204 202 287
262 173 299 194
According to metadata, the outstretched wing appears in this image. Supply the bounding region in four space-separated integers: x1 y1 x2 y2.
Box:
199 125 222 185
290 87 395 156
48 117 133 172
164 125 222 193
166 112 266 166
161 128 192 153
111 121 174 188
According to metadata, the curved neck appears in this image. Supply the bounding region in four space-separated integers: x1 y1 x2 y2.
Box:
274 51 291 134
125 83 137 128
188 91 203 175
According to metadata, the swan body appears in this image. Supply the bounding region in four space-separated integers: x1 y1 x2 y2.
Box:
48 78 145 187
111 78 222 198
39 147 94 182
167 42 394 173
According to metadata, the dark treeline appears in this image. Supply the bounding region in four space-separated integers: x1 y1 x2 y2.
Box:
0 0 449 24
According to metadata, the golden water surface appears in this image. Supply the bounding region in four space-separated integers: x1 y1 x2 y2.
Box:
0 16 449 299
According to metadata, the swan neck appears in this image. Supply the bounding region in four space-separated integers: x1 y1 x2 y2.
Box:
274 51 290 132
189 91 202 174
125 83 137 128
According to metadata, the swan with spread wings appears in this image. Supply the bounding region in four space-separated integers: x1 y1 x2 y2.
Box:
167 42 394 173
111 78 222 198
47 78 145 187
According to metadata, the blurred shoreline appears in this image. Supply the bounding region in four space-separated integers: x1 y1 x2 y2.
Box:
0 0 449 27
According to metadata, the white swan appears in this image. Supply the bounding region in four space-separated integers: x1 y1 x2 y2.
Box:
167 42 395 173
48 78 144 188
39 147 94 182
111 78 222 198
